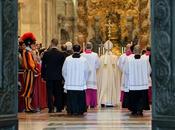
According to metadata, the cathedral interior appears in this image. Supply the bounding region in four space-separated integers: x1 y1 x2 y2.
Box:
17 1 152 130
1 0 175 130
18 0 150 55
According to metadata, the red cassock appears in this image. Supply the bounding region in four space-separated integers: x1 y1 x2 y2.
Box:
31 63 47 110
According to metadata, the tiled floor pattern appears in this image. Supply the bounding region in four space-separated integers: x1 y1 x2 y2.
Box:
19 108 151 130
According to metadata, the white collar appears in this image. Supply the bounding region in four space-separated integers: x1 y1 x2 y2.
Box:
26 47 32 51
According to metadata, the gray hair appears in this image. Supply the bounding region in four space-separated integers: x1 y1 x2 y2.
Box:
65 41 72 50
133 45 141 54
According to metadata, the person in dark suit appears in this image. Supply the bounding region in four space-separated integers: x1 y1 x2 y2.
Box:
41 38 65 113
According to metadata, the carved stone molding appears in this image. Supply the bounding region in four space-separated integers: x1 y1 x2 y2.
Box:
153 0 172 116
152 0 175 129
0 0 18 129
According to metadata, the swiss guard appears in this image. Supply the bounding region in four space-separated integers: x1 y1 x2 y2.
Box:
20 32 38 113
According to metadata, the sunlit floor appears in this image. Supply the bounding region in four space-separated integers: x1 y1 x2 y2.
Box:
18 108 151 130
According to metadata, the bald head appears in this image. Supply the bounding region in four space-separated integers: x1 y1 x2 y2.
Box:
126 43 132 51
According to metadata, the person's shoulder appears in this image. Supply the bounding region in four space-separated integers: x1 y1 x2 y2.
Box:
141 54 146 57
141 55 150 62
27 50 33 55
80 56 87 61
81 52 86 56
58 50 66 55
43 49 49 54
127 54 135 61
128 54 134 58
119 53 127 60
92 52 98 56
65 55 73 60
120 53 126 57
53 49 64 55
45 48 53 54
141 54 149 59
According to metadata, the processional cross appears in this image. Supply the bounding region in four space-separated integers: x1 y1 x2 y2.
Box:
105 19 114 40
98 19 114 56
105 19 114 53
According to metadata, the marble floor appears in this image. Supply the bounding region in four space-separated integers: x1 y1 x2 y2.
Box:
18 108 151 130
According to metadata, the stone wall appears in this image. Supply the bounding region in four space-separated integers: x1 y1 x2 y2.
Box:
152 0 175 129
18 0 43 44
18 0 57 47
18 0 76 47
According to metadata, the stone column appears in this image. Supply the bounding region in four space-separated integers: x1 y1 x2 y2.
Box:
152 0 175 129
0 0 18 129
18 1 24 36
45 0 57 47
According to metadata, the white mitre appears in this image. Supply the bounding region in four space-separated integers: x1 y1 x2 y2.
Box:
65 41 72 50
104 40 113 50
104 40 113 64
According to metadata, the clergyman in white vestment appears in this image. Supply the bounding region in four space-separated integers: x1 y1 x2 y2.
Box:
97 40 121 107
62 44 90 115
124 45 151 116
141 46 152 104
81 42 100 108
117 43 133 108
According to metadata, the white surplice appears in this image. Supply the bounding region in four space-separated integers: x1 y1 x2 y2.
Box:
117 53 134 92
124 55 151 91
142 54 152 86
97 52 121 106
62 55 90 91
81 52 100 89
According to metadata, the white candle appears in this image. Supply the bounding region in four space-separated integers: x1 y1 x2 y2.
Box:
98 47 101 56
83 42 85 52
102 47 105 55
122 47 124 54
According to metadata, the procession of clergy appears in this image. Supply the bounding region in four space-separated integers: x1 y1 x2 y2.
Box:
18 32 151 116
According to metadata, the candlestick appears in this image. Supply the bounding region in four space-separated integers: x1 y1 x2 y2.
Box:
102 47 105 55
98 47 101 56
